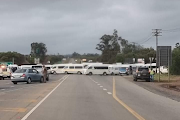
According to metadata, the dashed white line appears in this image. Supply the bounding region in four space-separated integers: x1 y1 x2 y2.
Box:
97 84 100 86
100 86 103 87
107 92 112 95
103 88 107 91
1 89 5 91
10 86 14 87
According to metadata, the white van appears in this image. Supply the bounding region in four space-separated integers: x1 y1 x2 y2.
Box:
82 62 103 68
50 64 68 74
119 64 130 75
109 65 121 75
62 64 84 74
84 64 110 75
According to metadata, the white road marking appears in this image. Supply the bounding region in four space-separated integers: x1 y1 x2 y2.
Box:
97 84 100 86
107 92 112 95
10 86 14 87
1 89 5 90
100 86 103 87
21 75 69 120
103 89 107 91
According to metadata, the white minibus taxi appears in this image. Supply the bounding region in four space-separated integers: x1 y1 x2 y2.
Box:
109 65 122 75
51 64 68 74
84 64 110 75
62 64 84 74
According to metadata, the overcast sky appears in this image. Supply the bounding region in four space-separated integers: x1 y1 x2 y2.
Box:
0 0 180 55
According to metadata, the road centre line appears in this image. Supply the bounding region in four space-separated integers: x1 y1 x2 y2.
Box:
103 88 107 91
21 75 69 120
113 77 146 120
100 86 103 87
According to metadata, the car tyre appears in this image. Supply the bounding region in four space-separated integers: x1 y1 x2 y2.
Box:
65 71 68 74
40 77 44 83
103 72 107 76
27 78 31 84
77 71 81 75
146 78 150 82
133 77 137 81
13 82 17 84
89 72 92 75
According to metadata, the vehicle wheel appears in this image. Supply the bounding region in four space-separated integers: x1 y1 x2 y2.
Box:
133 78 137 81
89 72 92 75
77 71 81 75
40 77 44 83
13 82 17 84
27 78 31 84
65 71 68 74
111 72 114 75
103 72 107 76
146 79 150 82
53 71 57 74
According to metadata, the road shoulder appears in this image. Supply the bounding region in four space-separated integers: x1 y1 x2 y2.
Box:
123 75 180 102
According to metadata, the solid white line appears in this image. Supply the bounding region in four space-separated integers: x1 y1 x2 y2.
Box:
21 75 69 120
107 92 112 95
103 88 107 91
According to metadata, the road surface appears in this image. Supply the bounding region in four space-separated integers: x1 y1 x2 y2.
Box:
0 75 180 120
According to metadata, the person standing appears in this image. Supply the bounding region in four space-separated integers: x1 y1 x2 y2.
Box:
150 69 154 82
43 65 47 83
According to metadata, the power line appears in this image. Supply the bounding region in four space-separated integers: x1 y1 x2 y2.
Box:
162 27 180 32
138 34 153 44
133 33 153 44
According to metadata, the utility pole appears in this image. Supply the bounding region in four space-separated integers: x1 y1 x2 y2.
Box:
152 29 162 74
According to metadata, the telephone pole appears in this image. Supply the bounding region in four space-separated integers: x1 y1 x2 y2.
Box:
152 29 162 81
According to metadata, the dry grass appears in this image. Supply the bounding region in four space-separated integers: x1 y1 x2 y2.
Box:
154 74 180 82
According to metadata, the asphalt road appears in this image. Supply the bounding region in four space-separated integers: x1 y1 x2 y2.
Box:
0 74 65 120
1 74 180 120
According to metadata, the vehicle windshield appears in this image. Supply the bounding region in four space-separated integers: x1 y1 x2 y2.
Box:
120 67 127 71
138 68 149 71
32 66 42 69
14 69 27 73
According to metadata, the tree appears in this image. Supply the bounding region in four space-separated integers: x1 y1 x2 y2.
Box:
30 42 47 63
0 52 25 65
170 43 180 75
96 29 121 63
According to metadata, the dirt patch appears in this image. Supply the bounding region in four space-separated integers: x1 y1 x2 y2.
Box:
124 75 180 102
161 84 180 92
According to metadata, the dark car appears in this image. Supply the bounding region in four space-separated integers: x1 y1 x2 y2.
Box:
11 69 44 84
133 67 150 82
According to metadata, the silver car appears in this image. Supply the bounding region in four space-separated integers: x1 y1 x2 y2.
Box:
11 69 44 84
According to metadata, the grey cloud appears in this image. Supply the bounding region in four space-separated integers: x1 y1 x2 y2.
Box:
0 0 180 54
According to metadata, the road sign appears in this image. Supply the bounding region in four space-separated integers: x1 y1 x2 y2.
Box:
34 58 40 64
157 46 172 67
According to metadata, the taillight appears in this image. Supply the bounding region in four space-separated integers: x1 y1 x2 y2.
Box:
21 74 26 77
